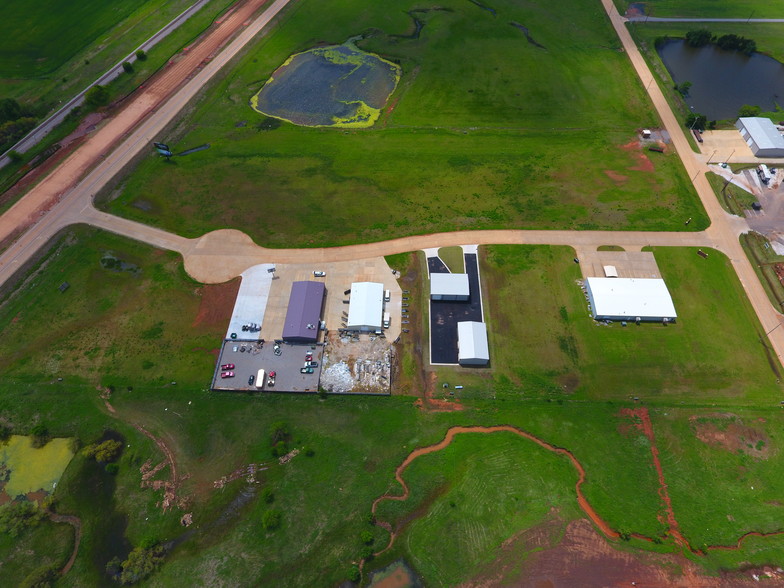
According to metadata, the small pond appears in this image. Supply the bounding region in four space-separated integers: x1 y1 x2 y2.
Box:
0 435 75 503
657 39 784 120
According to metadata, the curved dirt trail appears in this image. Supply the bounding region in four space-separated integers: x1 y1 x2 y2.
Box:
370 425 619 557
48 512 82 576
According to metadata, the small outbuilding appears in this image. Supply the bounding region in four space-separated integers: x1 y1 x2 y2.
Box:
585 277 677 322
430 273 470 301
347 282 384 332
457 321 489 366
736 117 784 158
282 281 326 342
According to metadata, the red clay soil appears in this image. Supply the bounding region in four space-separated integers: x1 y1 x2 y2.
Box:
620 140 655 172
414 371 464 412
618 407 692 550
370 425 619 559
48 512 82 577
192 278 240 328
604 169 629 184
689 413 770 459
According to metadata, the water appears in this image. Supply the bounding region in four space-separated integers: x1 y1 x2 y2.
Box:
657 39 784 120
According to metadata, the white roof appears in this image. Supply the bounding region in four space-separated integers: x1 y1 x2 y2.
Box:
457 321 489 361
737 117 784 150
586 278 677 319
430 273 470 297
603 265 618 278
347 282 383 329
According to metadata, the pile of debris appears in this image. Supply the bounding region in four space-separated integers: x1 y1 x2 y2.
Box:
320 361 355 393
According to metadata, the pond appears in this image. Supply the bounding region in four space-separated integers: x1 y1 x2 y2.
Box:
0 435 75 503
657 39 784 120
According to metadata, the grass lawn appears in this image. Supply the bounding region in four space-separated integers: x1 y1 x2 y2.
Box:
740 232 784 310
707 171 757 215
2 230 784 583
437 244 782 404
616 0 784 18
101 0 708 245
437 246 464 273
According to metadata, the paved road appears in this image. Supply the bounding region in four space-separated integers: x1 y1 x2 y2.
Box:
0 0 783 369
602 0 784 366
0 0 213 170
0 0 289 285
627 17 784 23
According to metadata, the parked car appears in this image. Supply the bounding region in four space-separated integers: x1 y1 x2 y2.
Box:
248 375 255 385
269 371 276 378
300 367 314 374
220 363 235 370
313 271 326 277
220 371 234 378
306 361 318 367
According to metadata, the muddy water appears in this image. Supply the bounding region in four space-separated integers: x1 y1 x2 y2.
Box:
657 39 784 119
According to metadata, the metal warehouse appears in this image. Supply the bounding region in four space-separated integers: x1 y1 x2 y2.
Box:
430 273 470 301
736 117 784 158
585 277 677 322
282 281 326 342
457 321 489 366
347 282 384 332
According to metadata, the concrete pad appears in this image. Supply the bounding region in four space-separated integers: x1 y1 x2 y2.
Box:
698 130 759 164
226 263 274 339
257 257 402 343
577 250 662 280
461 244 479 254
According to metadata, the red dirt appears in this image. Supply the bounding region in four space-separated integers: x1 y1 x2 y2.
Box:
415 371 464 412
371 425 619 559
192 278 240 328
618 407 692 550
620 140 655 172
689 413 770 458
604 170 629 184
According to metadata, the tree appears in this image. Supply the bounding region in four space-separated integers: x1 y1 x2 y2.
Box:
84 85 110 109
122 61 134 74
685 29 712 47
347 565 360 582
83 439 123 463
674 81 692 97
685 112 707 131
360 530 374 545
135 50 147 61
116 545 165 585
739 104 761 118
0 502 46 537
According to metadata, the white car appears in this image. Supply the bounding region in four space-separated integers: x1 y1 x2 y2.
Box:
313 271 326 277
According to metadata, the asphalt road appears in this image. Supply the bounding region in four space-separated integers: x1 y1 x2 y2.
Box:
0 0 213 170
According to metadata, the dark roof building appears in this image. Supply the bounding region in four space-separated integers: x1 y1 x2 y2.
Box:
282 281 326 342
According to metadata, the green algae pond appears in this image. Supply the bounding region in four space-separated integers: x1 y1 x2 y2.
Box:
0 435 75 502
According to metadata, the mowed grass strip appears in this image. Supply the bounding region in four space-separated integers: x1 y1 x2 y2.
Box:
478 245 782 404
618 0 784 19
103 0 707 244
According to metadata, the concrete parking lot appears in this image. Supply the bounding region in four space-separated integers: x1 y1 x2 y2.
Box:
212 340 324 393
577 250 662 279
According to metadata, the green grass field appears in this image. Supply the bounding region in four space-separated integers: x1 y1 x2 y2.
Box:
1 230 784 584
616 0 784 18
100 0 708 246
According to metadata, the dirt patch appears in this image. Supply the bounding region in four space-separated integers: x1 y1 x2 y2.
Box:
690 413 770 458
507 518 766 588
620 140 655 172
414 371 464 411
774 263 784 287
604 170 628 184
192 278 240 328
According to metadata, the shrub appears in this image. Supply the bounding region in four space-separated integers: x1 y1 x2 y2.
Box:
84 85 109 109
739 104 761 118
83 439 123 463
0 502 46 537
685 29 712 47
360 530 374 545
122 61 134 73
7 150 22 163
347 565 360 582
135 50 147 61
262 509 281 531
116 545 165 585
261 487 274 504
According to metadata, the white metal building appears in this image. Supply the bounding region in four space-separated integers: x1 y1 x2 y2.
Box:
430 273 470 301
457 321 489 366
585 277 677 322
736 117 784 158
347 282 384 331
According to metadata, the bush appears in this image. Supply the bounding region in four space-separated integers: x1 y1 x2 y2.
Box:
261 487 274 504
360 545 374 560
674 81 692 97
7 150 22 163
83 439 123 463
0 502 46 537
112 545 165 585
30 424 50 448
360 530 374 545
347 565 360 582
739 104 761 118
84 85 110 109
135 50 147 61
262 509 281 531
685 29 712 47
271 440 288 458
122 61 134 73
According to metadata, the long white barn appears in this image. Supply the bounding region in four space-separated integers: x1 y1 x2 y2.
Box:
585 277 677 322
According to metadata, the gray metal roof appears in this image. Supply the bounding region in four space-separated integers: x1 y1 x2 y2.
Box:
282 281 325 341
737 117 784 150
